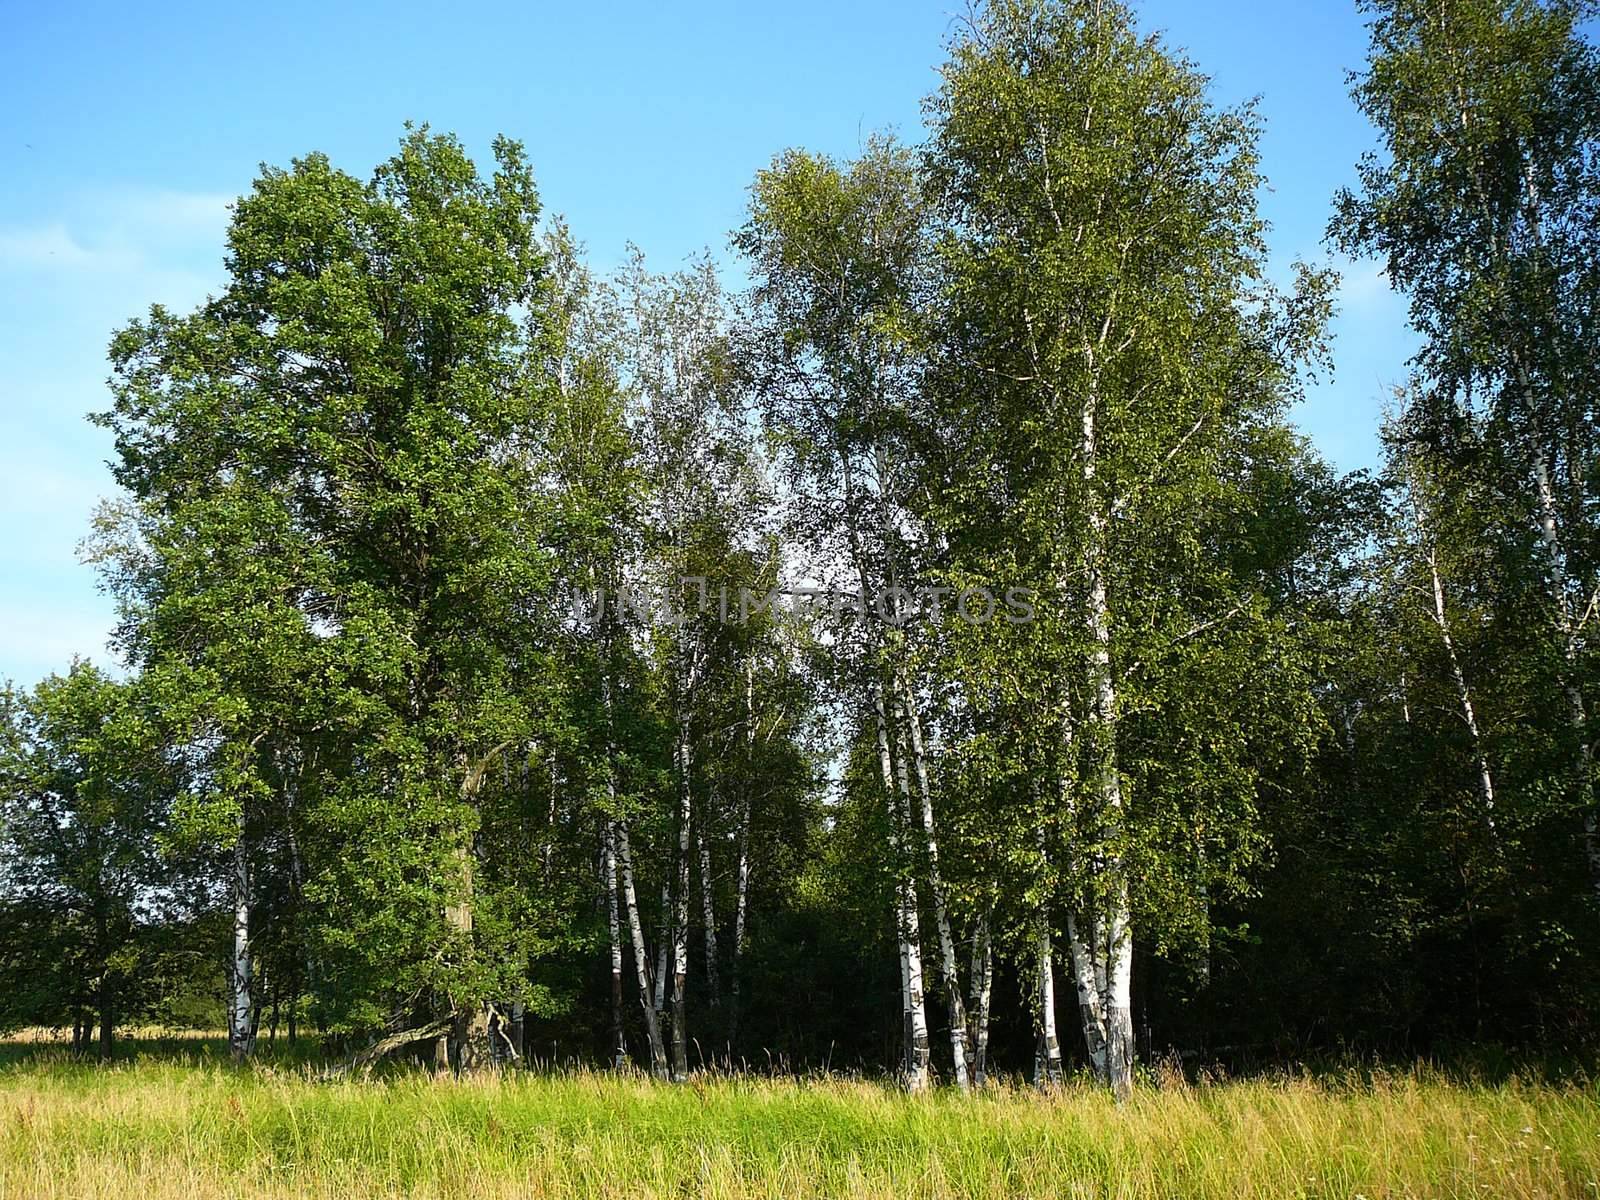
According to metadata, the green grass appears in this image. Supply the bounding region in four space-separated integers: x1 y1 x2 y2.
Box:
1 1041 1597 1198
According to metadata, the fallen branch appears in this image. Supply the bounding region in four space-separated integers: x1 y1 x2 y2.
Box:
321 1016 453 1080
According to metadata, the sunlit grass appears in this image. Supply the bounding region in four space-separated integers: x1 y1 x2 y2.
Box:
0 1041 1596 1198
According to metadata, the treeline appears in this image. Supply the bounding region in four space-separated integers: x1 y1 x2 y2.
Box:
2 0 1599 1093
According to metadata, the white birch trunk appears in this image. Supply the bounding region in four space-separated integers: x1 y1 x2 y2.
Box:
730 788 751 1047
1425 541 1498 830
968 914 993 1086
1034 928 1063 1087
616 817 668 1077
603 821 628 1068
1064 910 1109 1079
887 703 932 1091
699 827 720 1007
508 1000 525 1062
733 797 751 977
654 887 670 1019
229 831 253 1063
670 724 693 1080
544 750 558 881
1079 371 1135 1101
1404 446 1500 833
1530 436 1600 897
729 662 755 1046
1101 896 1134 1100
842 449 929 1092
602 637 668 1077
900 675 970 1089
872 686 929 1091
1503 159 1596 894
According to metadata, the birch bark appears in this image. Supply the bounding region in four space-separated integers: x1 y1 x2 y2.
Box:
1529 434 1600 898
228 820 253 1063
842 450 930 1091
888 708 932 1090
669 721 693 1080
1426 540 1499 829
968 914 993 1086
1078 365 1135 1101
602 821 628 1068
604 646 668 1076
616 818 668 1077
1034 928 1064 1087
730 781 752 1046
698 828 720 1006
900 675 970 1089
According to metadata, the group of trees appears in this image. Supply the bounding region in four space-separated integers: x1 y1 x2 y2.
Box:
3 0 1598 1094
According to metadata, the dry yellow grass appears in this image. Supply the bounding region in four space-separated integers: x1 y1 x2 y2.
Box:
0 1045 1596 1198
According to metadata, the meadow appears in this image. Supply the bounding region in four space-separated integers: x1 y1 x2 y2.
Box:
0 1037 1597 1199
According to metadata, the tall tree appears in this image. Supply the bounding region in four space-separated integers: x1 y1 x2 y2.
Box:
98 128 562 1070
1333 0 1600 901
737 139 966 1089
924 0 1333 1097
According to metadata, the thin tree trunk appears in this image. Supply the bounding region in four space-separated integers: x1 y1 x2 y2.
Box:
1519 174 1600 895
698 828 720 1007
899 673 970 1089
603 821 628 1068
1033 928 1063 1087
229 830 253 1063
842 448 929 1091
968 913 993 1086
653 883 671 1015
1064 911 1109 1077
508 1001 525 1062
284 792 304 1051
1425 541 1499 830
730 783 752 1047
97 965 115 1062
729 657 758 1051
669 722 693 1080
1078 367 1135 1102
885 691 932 1091
544 749 558 881
1405 447 1500 833
602 627 668 1077
617 817 668 1077
1530 435 1600 898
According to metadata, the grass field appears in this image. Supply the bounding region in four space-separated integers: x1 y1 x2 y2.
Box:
1 1040 1597 1198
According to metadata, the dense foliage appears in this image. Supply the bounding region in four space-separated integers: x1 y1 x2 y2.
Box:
3 0 1599 1088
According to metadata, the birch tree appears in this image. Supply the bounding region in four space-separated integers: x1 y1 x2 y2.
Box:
1333 0 1600 899
736 140 970 1089
925 0 1333 1098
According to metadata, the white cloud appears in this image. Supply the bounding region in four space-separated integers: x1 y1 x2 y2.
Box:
91 188 235 248
0 224 119 270
0 186 231 686
0 187 233 280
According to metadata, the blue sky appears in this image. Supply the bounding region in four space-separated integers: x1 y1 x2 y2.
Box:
0 0 1415 688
